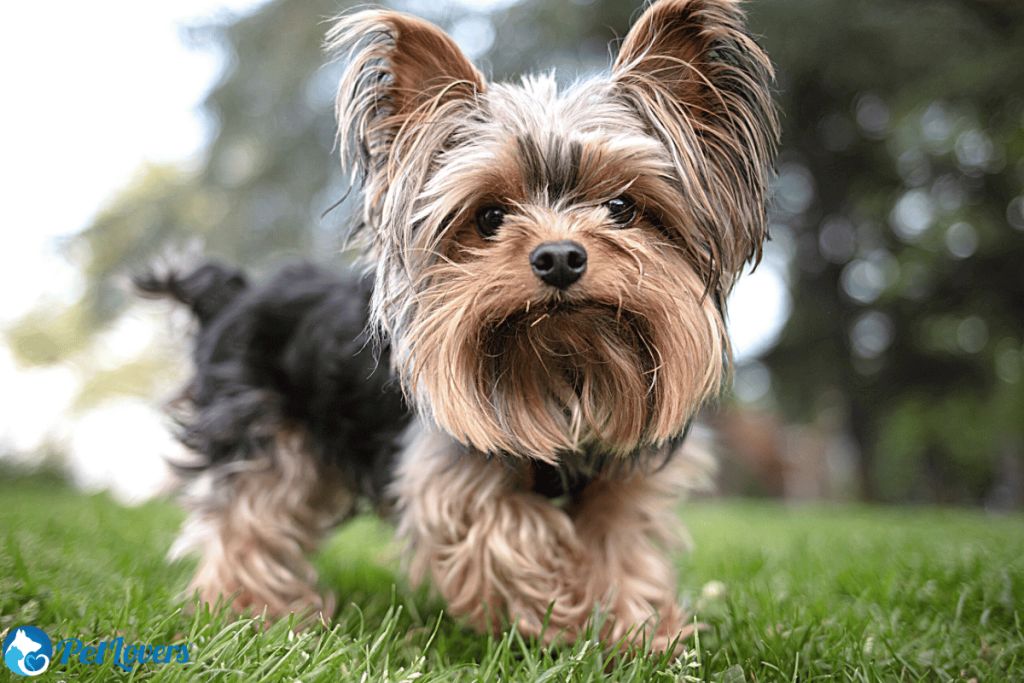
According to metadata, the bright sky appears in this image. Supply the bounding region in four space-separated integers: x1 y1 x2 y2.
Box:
1 0 788 502
2 0 272 323
1 0 270 500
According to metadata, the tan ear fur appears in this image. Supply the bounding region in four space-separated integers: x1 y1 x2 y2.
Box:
615 0 725 103
327 11 485 175
613 0 779 290
327 11 487 299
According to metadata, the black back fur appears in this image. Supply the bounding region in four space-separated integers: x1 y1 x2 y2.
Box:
136 261 411 507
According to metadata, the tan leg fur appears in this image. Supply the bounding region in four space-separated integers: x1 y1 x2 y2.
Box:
171 428 355 622
392 424 712 651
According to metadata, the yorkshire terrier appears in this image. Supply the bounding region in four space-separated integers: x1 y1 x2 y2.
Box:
145 0 777 654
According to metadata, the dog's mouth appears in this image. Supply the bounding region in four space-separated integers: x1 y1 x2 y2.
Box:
483 299 642 339
472 300 661 453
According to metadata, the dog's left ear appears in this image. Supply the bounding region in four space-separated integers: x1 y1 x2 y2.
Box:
612 0 778 290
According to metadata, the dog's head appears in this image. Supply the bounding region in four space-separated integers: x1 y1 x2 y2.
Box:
328 0 778 461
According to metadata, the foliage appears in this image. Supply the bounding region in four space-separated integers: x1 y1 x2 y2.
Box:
748 0 1024 504
2 477 1022 681
11 0 352 367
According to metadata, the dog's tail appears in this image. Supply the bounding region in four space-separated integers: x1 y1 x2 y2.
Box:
134 261 249 328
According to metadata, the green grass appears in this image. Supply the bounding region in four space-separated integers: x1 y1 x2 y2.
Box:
2 473 1021 682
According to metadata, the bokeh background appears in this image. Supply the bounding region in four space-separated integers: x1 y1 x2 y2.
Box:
3 0 1023 509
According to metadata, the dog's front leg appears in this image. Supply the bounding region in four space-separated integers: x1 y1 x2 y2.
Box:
392 426 596 642
568 455 699 652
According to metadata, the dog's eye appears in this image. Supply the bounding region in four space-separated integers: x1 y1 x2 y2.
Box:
605 196 637 226
475 205 506 239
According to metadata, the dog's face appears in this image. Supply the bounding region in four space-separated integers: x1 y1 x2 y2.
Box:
329 0 777 461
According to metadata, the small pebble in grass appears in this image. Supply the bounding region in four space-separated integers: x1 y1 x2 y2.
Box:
701 580 727 602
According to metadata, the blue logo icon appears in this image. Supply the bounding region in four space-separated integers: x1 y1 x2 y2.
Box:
4 625 53 677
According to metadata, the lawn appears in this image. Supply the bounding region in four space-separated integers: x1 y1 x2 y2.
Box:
1 472 1021 682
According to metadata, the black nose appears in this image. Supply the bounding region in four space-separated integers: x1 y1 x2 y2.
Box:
529 240 588 289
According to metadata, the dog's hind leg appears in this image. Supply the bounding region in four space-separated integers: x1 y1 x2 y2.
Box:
172 426 355 623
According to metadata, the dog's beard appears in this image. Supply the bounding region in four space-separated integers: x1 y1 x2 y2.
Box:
481 305 662 455
395 236 728 462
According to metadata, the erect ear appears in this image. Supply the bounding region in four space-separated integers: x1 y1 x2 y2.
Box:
327 11 485 180
612 0 778 291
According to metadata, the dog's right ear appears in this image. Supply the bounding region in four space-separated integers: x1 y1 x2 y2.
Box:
327 11 485 193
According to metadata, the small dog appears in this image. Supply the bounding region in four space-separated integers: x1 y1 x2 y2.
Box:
145 0 777 653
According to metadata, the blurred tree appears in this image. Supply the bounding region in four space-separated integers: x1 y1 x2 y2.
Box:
746 0 1024 505
10 0 355 365
17 0 1024 505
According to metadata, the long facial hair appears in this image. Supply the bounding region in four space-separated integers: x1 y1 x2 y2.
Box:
327 0 778 461
401 201 728 461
